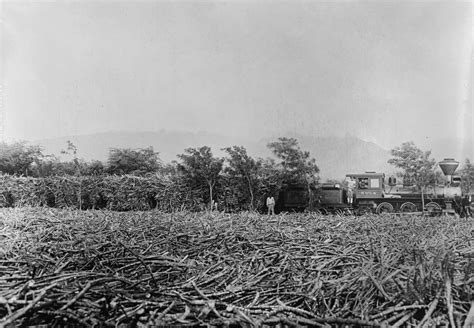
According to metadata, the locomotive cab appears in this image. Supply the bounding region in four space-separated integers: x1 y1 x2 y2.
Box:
346 173 385 199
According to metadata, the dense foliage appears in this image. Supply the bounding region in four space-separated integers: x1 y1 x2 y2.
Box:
107 147 161 175
461 158 474 193
388 141 438 189
0 141 43 176
222 146 261 210
267 137 320 186
177 146 224 209
0 138 322 211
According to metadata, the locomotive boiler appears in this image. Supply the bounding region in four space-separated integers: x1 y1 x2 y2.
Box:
277 158 471 216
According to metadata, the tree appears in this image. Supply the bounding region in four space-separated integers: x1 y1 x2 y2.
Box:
59 140 84 176
460 158 474 193
107 147 160 175
222 146 260 210
388 141 437 211
52 141 105 176
267 137 319 187
60 140 78 158
266 137 320 209
177 146 223 209
0 141 43 176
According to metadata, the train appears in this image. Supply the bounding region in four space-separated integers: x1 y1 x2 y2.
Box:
275 158 473 216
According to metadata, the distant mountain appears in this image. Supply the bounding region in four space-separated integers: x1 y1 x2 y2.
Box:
34 130 396 180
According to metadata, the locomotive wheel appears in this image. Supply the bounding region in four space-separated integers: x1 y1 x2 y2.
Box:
425 202 442 216
400 202 418 213
376 202 394 214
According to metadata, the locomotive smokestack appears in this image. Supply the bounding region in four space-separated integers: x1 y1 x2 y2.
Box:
439 158 459 183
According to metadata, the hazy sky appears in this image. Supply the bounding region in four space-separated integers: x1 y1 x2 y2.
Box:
1 0 472 149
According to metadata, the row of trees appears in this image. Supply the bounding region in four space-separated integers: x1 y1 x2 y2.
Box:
0 138 320 210
174 138 320 210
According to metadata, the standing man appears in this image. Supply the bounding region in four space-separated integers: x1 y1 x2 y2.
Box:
211 199 218 211
461 194 471 218
345 177 356 205
266 195 275 215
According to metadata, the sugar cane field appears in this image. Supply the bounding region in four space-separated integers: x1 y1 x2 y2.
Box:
0 208 473 327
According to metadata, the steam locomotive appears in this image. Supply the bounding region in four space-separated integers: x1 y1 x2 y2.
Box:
276 158 473 216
